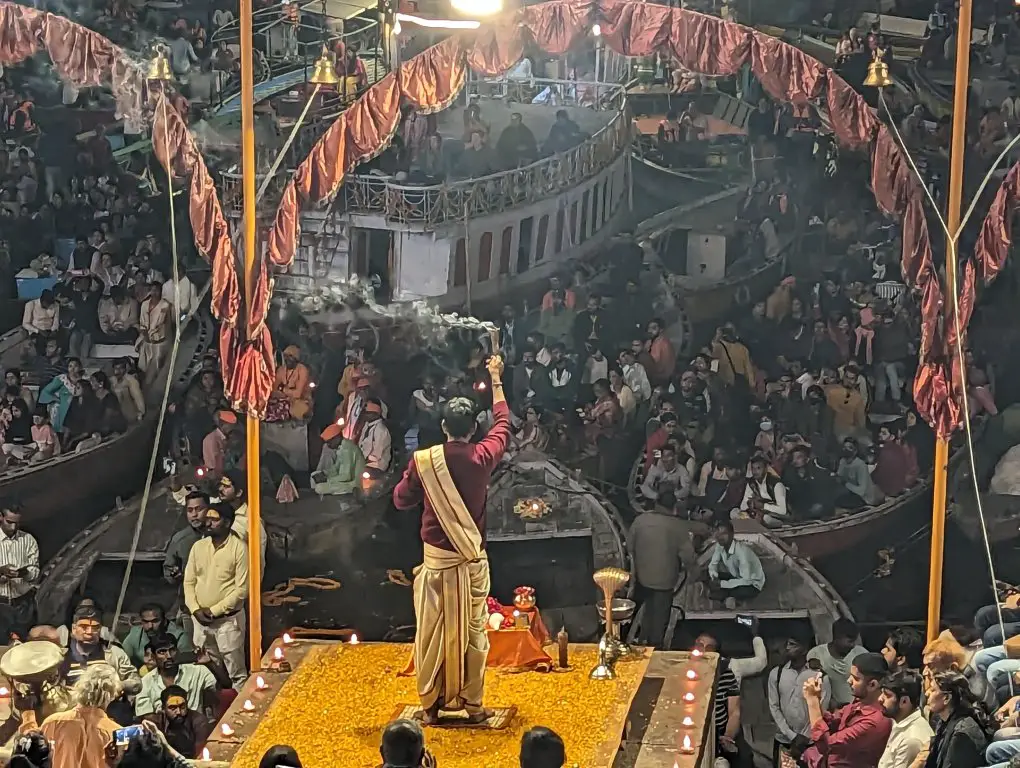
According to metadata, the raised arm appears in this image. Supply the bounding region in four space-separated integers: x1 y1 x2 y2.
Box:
473 354 510 471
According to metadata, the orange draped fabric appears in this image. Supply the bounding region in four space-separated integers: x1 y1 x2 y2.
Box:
264 1 953 434
0 2 144 121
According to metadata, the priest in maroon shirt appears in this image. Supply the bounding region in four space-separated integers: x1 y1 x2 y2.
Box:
393 353 510 726
800 651 893 768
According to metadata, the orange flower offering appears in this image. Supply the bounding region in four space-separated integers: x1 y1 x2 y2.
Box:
232 643 649 767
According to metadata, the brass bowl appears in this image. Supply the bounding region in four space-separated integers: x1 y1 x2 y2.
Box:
596 598 636 623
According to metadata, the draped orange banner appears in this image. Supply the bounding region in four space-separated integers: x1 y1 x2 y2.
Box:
264 0 953 435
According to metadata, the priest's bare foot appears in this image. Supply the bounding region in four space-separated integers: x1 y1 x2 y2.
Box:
464 708 495 724
414 707 440 726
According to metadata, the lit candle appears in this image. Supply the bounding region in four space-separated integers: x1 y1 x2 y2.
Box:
691 648 703 658
531 502 540 511
309 381 317 389
681 716 694 727
686 669 698 681
273 647 284 660
336 417 344 426
243 699 255 712
282 632 293 644
255 675 268 690
681 734 695 754
202 747 211 761
683 692 695 703
221 723 234 736
362 471 371 480
195 467 206 477
350 633 360 645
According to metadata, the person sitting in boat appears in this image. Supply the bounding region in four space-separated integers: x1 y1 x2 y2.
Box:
38 355 85 435
512 403 550 456
706 519 766 607
836 437 884 507
657 109 682 148
313 422 366 496
96 285 139 345
734 453 788 527
266 345 312 423
357 399 391 478
461 101 490 145
782 445 847 521
544 109 586 154
619 346 652 406
542 345 577 413
538 290 575 353
496 112 538 169
456 129 497 179
640 442 691 504
644 412 681 470
0 396 33 462
871 422 919 498
825 367 868 445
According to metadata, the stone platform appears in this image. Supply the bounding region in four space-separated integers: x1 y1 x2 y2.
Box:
204 634 718 768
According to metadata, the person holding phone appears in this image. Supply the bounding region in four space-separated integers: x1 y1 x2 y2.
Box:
770 634 831 766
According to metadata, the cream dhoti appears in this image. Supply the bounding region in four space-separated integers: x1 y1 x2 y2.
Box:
412 544 490 712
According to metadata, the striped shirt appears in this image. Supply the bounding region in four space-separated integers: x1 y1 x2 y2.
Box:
0 529 39 599
715 664 740 738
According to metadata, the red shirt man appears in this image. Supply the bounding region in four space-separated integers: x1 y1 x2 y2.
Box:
801 651 892 768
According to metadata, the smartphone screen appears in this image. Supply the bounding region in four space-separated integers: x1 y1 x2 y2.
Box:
735 614 753 627
114 725 144 746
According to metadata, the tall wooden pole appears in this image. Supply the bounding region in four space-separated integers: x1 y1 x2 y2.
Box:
240 0 263 668
927 0 970 643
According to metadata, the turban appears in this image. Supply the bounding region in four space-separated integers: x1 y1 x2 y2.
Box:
217 410 238 424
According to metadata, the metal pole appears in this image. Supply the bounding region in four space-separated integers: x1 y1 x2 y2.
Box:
926 0 970 644
463 201 472 315
240 0 264 670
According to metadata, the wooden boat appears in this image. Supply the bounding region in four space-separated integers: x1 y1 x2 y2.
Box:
0 306 215 562
626 446 965 561
36 452 630 640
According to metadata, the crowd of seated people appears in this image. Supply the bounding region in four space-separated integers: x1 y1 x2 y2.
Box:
386 97 591 184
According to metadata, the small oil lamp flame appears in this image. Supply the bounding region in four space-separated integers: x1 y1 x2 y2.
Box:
683 692 695 702
350 633 360 645
362 471 371 479
255 675 268 690
273 647 284 660
691 648 703 658
532 502 540 511
0 687 9 697
336 417 344 426
681 715 694 727
686 669 698 680
309 381 317 389
195 467 205 477
477 381 487 390
202 748 211 760
681 734 694 753
282 632 293 644
243 699 255 712
221 723 234 736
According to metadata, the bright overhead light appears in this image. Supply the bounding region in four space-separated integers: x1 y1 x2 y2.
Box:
395 12 481 28
592 23 602 36
449 0 502 17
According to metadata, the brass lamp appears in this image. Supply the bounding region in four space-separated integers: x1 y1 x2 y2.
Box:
147 47 173 82
309 48 339 86
863 50 893 88
589 567 631 680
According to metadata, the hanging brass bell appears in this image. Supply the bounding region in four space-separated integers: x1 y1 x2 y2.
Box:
308 48 339 86
147 48 173 82
863 50 893 88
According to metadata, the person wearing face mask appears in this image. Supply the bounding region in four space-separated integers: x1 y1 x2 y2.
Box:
754 416 777 464
837 437 884 507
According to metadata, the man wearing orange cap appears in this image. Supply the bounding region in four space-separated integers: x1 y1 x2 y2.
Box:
202 411 237 479
312 422 365 496
270 345 312 421
393 353 510 726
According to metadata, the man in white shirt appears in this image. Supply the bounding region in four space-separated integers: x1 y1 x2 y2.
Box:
878 670 933 768
769 634 831 764
0 504 38 641
162 273 198 317
358 399 391 476
640 444 691 502
137 282 172 387
619 348 651 402
22 289 59 357
735 454 789 526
